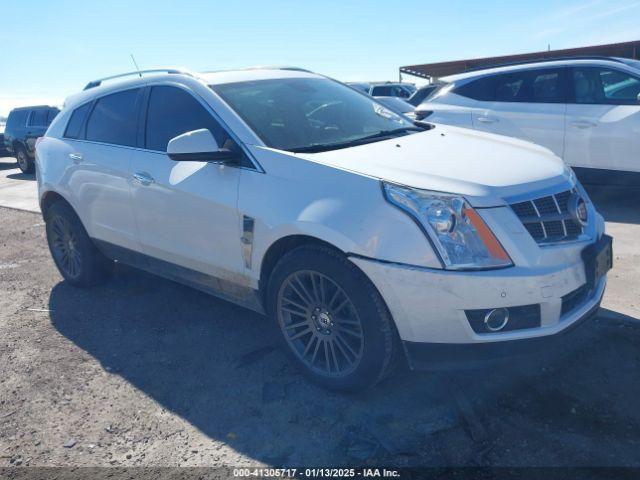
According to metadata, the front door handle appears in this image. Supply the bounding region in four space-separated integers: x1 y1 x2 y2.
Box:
571 120 597 129
477 116 499 124
133 171 155 186
68 153 83 163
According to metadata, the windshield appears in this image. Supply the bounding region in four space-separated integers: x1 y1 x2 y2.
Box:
211 77 416 152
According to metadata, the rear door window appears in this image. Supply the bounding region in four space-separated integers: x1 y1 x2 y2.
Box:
86 89 141 146
494 73 526 102
530 70 563 103
456 69 565 103
494 69 564 103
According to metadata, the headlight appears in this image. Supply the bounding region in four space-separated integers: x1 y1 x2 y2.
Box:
383 182 512 270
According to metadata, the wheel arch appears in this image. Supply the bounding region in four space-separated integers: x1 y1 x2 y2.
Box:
259 233 408 379
40 190 73 219
259 234 342 303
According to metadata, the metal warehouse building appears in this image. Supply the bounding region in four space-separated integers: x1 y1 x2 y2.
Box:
400 40 640 80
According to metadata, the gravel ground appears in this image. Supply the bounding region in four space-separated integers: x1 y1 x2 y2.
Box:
0 187 639 468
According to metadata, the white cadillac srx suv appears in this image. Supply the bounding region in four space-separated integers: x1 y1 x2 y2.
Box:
36 67 612 391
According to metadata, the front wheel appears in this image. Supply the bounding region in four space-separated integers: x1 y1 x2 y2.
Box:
16 145 34 174
267 245 398 392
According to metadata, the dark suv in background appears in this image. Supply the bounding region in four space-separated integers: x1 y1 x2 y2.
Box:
4 105 59 173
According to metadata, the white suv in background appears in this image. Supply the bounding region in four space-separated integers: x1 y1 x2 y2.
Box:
416 57 640 185
36 67 611 391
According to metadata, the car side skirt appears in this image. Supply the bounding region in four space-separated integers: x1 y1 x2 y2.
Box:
92 239 266 314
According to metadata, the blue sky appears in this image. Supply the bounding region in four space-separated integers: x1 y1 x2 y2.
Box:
1 0 639 116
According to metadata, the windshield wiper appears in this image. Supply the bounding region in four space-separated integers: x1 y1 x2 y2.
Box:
290 126 426 153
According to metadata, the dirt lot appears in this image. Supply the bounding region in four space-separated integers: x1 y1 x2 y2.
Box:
0 186 639 468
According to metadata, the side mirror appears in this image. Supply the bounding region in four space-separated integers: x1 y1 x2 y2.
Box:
637 92 640 104
167 129 239 163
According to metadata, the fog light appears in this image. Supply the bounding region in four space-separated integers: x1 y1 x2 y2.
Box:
484 308 509 332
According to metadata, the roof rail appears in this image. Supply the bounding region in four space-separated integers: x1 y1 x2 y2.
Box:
239 65 314 73
83 68 195 90
466 55 627 73
202 65 314 74
275 66 313 73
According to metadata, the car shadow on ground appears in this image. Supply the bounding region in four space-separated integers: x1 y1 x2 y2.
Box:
48 264 640 467
585 185 640 225
6 172 35 181
0 160 18 171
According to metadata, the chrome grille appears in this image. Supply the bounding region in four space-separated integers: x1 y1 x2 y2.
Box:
510 189 584 244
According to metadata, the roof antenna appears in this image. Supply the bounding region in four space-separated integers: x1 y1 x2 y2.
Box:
130 54 142 77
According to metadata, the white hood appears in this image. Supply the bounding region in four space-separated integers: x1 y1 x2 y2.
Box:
294 125 573 207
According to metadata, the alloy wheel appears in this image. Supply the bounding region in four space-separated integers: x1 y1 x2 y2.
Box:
49 215 82 279
277 270 364 377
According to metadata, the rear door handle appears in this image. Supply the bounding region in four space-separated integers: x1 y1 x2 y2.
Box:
133 171 155 186
68 153 83 163
571 120 597 129
477 116 499 124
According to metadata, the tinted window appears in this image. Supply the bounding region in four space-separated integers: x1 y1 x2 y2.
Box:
394 86 411 98
408 85 440 106
494 69 563 103
64 103 93 139
454 76 496 101
371 86 393 96
29 109 47 127
6 110 28 130
456 69 563 103
86 89 140 146
531 71 562 103
371 85 411 98
494 73 525 101
46 109 59 125
145 86 228 152
572 67 640 105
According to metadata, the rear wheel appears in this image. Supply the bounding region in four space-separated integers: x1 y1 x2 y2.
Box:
267 245 398 392
15 145 34 174
45 201 111 287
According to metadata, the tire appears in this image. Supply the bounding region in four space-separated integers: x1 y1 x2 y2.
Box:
15 145 34 174
45 201 111 287
267 245 398 392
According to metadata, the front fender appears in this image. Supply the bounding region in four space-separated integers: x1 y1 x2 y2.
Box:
240 148 442 284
